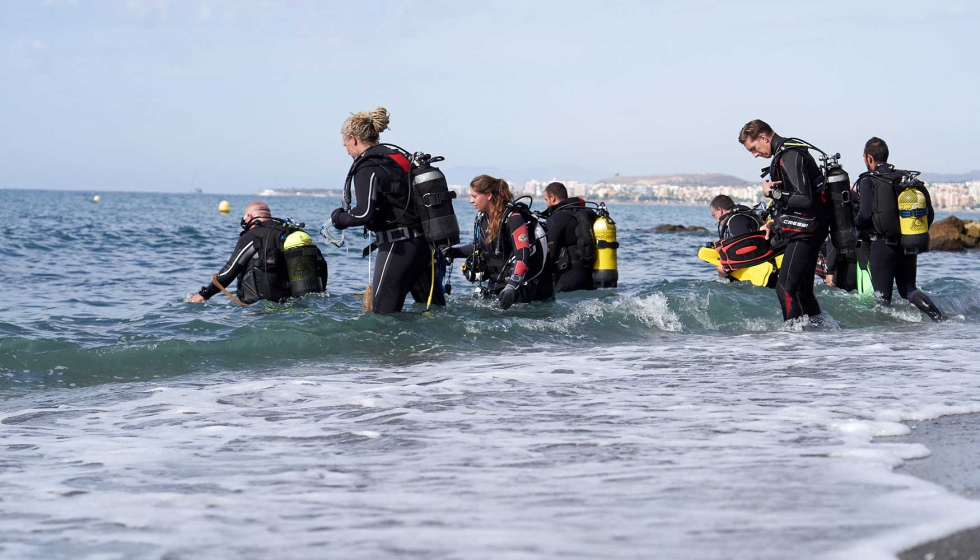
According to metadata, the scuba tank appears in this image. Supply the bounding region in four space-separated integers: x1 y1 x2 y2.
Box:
592 203 619 288
282 229 327 298
410 153 461 249
820 152 857 260
896 172 931 254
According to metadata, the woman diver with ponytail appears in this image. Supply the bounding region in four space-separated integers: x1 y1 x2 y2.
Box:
444 175 552 310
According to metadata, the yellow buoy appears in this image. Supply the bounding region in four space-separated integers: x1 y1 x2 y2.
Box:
93 195 101 202
218 200 231 213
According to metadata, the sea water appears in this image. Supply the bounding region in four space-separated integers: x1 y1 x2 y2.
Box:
2 189 980 559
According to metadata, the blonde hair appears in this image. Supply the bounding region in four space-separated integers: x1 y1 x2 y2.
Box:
470 175 514 242
341 107 391 145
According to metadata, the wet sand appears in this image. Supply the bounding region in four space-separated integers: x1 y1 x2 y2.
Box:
896 413 980 560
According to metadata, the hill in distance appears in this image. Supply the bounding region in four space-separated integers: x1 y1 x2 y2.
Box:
596 172 752 187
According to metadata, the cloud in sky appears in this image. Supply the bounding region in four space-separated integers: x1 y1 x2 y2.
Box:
2 0 979 193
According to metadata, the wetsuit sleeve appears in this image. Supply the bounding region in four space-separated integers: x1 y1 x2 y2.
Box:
505 212 533 288
334 165 380 229
445 244 474 259
776 150 816 209
825 239 838 274
855 177 874 232
198 235 257 300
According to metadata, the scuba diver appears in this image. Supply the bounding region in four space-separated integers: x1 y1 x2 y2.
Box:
443 175 553 309
854 137 944 321
708 195 765 278
539 182 597 293
329 107 447 314
188 201 328 305
739 119 828 322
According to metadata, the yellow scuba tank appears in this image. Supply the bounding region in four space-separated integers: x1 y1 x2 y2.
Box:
897 182 930 254
592 203 618 288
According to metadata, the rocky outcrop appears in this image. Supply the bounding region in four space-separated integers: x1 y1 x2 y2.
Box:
652 224 709 233
929 216 980 251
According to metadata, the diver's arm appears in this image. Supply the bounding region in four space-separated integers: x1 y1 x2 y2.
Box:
333 166 379 229
925 188 936 226
776 150 814 208
445 243 473 259
506 212 532 288
854 177 874 232
196 236 256 300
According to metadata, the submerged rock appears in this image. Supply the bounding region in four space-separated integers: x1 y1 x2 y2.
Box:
652 224 708 233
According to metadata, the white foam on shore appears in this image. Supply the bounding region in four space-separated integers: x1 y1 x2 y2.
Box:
1 325 979 559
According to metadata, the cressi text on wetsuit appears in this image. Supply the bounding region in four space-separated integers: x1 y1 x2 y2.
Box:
198 220 323 304
855 163 943 320
767 134 828 321
331 144 444 314
540 198 597 293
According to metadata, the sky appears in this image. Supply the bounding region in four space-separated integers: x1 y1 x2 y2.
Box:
2 0 978 193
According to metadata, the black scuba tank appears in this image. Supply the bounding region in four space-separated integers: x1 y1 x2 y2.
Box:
822 154 857 260
411 155 460 249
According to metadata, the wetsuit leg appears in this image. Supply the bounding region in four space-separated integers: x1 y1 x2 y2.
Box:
894 253 945 322
408 238 446 307
775 236 822 321
869 240 898 303
372 238 426 314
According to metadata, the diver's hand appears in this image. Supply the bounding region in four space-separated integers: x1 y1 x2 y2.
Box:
762 180 782 197
760 221 774 240
497 285 517 310
187 293 206 303
437 246 455 265
825 274 835 287
715 265 726 276
330 208 347 230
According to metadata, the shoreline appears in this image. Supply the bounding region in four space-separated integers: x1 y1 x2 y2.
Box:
894 413 980 560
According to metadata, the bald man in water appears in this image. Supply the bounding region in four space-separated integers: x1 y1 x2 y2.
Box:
189 201 312 305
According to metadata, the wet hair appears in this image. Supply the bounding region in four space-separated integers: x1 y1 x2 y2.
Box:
470 174 514 242
544 182 568 200
738 119 775 144
341 107 390 145
864 137 889 164
709 195 735 212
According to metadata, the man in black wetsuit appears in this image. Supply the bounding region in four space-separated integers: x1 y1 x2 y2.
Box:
708 194 764 278
189 201 327 305
739 119 827 322
540 182 597 293
329 107 444 314
854 137 944 321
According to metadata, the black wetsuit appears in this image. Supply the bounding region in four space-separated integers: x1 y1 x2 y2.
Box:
332 145 445 314
198 220 327 304
540 198 597 293
821 236 857 291
448 211 552 305
855 163 943 321
767 134 828 321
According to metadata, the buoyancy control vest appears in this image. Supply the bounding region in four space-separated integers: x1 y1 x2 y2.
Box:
237 220 293 304
343 144 460 249
862 166 932 254
767 138 857 257
717 205 764 239
487 201 548 286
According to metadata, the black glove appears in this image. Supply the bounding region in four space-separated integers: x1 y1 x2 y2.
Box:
330 208 347 230
437 246 455 265
497 285 517 310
